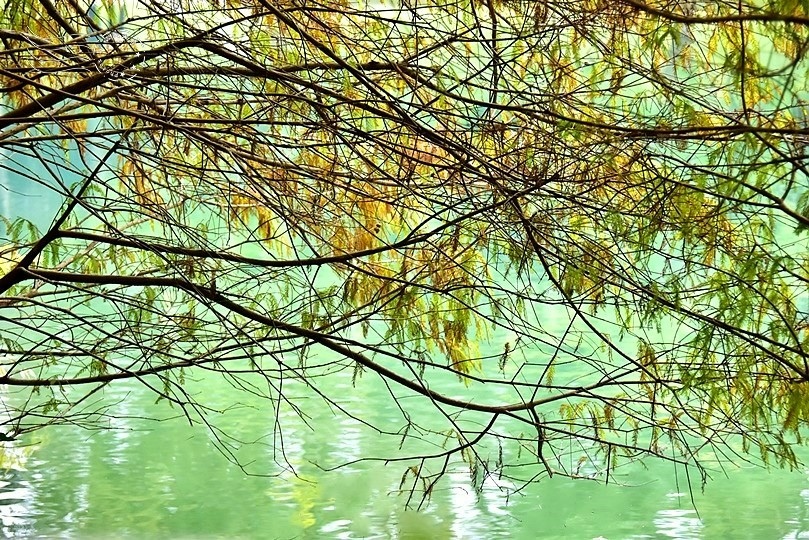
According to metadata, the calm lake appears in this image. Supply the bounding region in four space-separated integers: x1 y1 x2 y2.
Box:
2 152 809 540
1 367 808 539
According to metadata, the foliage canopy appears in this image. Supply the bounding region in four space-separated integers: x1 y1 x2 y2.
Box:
2 0 809 499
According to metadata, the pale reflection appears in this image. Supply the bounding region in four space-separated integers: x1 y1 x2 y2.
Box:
0 388 35 537
784 529 809 539
481 475 514 518
449 470 479 538
654 507 702 539
782 481 809 539
0 479 33 534
102 387 135 467
333 416 362 463
62 481 89 524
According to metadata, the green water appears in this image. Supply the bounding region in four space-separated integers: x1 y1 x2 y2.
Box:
3 154 809 539
0 361 806 539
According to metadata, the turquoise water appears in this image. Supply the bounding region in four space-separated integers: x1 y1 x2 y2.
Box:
3 150 809 539
0 368 807 539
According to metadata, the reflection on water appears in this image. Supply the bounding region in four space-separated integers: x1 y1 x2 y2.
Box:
448 470 487 539
0 291 808 537
0 384 35 538
333 417 363 464
0 477 34 537
784 486 809 539
0 373 805 539
0 357 806 538
654 507 702 539
652 493 702 539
